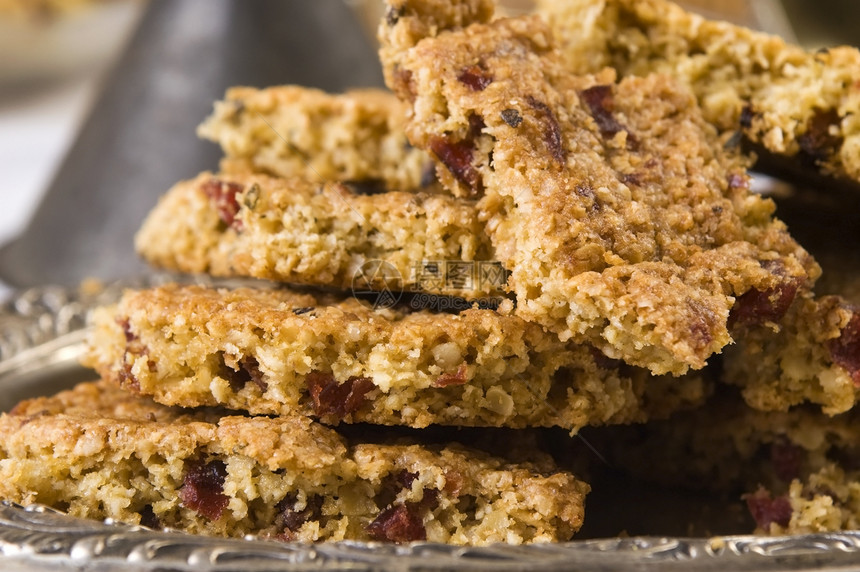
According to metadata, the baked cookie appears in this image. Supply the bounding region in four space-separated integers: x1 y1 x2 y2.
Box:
537 0 860 188
197 86 438 193
722 189 860 415
582 391 860 535
378 0 817 375
135 171 497 297
0 380 589 544
81 283 709 430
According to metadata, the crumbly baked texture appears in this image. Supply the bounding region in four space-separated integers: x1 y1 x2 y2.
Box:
724 294 859 416
378 0 818 375
721 189 860 415
81 283 708 430
0 380 589 544
582 391 860 535
537 0 860 188
197 86 438 193
135 171 496 297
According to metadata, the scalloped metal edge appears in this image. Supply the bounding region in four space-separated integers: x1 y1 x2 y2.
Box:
1 279 860 571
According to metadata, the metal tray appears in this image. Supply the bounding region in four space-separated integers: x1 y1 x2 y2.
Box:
2 280 860 572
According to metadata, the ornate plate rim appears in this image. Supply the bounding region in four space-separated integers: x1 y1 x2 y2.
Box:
1 278 859 572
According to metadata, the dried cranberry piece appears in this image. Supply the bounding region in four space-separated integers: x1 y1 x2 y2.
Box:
117 318 155 391
118 318 137 343
579 85 636 148
526 96 565 164
306 372 375 419
118 361 140 392
443 470 464 497
728 280 799 329
744 487 792 530
366 504 426 543
457 64 492 91
770 439 804 482
827 308 860 385
428 135 482 194
275 493 323 534
435 364 468 387
798 108 843 163
179 459 229 521
201 179 245 231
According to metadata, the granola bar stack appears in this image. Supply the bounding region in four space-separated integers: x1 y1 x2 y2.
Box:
2 0 860 543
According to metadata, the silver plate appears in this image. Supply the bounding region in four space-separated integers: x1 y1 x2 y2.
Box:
2 280 860 571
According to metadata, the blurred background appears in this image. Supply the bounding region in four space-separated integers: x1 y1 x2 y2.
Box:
0 0 854 300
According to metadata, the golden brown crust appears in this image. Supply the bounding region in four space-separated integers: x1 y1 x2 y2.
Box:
0 380 589 544
724 295 860 415
198 86 439 193
539 0 860 187
81 284 708 430
379 0 817 374
135 171 496 297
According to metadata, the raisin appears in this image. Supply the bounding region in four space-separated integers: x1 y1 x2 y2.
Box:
139 505 160 529
201 179 245 231
366 504 426 543
579 85 636 148
770 439 804 482
500 108 522 128
827 308 860 385
221 354 267 393
728 281 799 329
798 109 843 163
292 307 314 316
392 66 415 101
306 372 375 419
526 96 565 164
435 364 468 387
744 487 792 530
275 493 323 534
739 104 755 129
457 64 492 91
179 459 229 521
428 135 482 194
396 470 419 490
